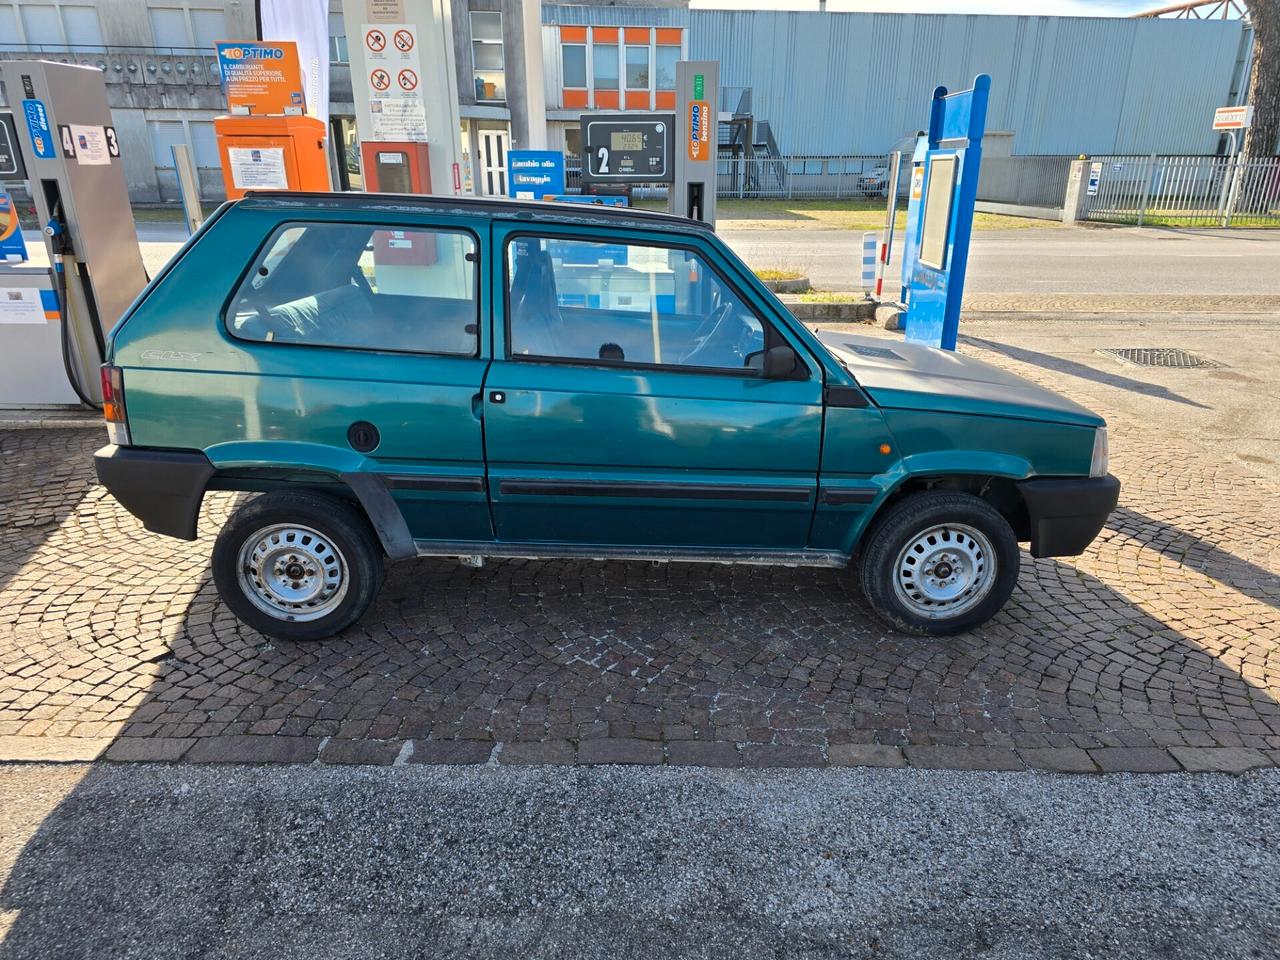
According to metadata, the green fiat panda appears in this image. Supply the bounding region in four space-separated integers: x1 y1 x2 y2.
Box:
95 193 1118 641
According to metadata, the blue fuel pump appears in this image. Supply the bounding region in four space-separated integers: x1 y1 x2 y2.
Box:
901 75 991 351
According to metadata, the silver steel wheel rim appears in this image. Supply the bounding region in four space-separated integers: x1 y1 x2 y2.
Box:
236 523 349 623
892 522 996 620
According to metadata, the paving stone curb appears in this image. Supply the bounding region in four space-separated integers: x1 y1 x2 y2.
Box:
3 735 1273 775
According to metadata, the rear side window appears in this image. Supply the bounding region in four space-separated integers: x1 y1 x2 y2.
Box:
225 222 478 356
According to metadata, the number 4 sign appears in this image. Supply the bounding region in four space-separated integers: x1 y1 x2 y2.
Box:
58 124 76 159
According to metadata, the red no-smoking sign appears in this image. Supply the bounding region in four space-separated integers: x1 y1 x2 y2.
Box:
365 29 386 52
393 29 414 52
370 68 391 92
398 68 418 91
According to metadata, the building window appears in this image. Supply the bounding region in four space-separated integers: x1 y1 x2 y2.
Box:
149 5 223 50
656 45 678 91
471 11 505 101
625 45 649 91
148 7 188 47
189 8 225 48
148 119 186 168
328 12 348 63
189 120 219 168
563 43 587 89
592 41 618 90
19 4 61 44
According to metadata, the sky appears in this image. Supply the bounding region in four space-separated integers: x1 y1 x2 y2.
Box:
689 0 1162 15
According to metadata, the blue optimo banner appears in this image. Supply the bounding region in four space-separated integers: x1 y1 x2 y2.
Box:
507 151 566 199
0 190 29 262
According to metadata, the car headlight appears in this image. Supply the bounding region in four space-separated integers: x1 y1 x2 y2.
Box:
1090 426 1109 478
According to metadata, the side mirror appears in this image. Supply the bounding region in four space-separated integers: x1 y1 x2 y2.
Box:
762 344 800 379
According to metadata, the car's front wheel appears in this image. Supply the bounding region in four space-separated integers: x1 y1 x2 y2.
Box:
858 491 1019 636
211 490 384 642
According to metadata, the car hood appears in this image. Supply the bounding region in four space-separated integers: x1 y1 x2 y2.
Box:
815 330 1104 428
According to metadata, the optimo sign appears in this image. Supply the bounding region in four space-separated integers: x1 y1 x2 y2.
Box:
580 114 674 183
215 41 306 116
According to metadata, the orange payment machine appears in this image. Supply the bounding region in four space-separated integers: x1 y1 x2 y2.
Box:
213 41 329 199
214 114 328 200
359 141 431 194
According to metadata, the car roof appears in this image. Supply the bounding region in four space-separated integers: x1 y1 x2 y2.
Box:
237 191 715 236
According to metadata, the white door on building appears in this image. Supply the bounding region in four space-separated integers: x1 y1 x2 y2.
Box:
478 129 509 196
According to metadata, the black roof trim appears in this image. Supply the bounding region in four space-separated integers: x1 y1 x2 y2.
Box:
237 191 715 234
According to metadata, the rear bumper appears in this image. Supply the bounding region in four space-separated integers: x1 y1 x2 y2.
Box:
94 445 214 540
1017 474 1120 559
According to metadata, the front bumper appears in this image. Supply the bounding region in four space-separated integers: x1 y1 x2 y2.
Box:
94 445 214 540
1016 474 1120 559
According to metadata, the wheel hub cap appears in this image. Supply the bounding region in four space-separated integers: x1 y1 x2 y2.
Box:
237 523 349 622
892 523 996 621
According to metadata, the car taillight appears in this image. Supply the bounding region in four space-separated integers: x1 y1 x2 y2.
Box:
100 364 131 446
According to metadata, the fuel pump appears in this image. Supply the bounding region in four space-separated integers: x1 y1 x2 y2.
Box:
0 60 148 407
668 61 719 228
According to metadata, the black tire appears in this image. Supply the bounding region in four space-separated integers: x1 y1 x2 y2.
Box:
211 490 384 642
858 491 1019 637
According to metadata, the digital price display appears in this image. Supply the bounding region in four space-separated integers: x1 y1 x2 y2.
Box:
611 131 645 152
580 114 675 184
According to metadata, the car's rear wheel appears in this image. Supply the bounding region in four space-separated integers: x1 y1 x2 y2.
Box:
211 490 384 642
858 491 1019 636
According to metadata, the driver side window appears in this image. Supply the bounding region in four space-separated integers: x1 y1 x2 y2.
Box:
506 236 767 372
226 221 478 356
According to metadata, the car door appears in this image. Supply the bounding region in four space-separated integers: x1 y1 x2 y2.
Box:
481 224 824 550
218 211 492 543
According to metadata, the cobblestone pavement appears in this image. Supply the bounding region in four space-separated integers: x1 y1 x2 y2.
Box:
1 346 1278 772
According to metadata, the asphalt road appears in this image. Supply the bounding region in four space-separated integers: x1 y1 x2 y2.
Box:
720 225 1280 295
22 222 1280 298
1 763 1276 960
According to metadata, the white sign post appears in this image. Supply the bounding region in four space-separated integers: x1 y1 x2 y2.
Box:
1212 105 1252 227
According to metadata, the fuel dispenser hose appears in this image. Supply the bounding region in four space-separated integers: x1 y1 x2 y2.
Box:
51 255 102 410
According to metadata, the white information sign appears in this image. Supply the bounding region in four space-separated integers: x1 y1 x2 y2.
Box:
228 147 289 190
1212 105 1254 131
0 288 46 325
69 124 110 166
370 98 428 141
363 21 427 142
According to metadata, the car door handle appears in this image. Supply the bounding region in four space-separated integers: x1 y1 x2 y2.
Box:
489 390 506 404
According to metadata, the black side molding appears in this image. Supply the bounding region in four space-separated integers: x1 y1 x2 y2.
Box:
498 479 811 503
818 487 878 505
94 445 215 540
824 385 870 408
382 474 486 494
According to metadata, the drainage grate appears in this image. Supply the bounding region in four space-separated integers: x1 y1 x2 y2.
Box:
1095 347 1224 369
848 344 903 361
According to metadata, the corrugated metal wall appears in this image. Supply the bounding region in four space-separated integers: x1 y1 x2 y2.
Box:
544 6 1246 156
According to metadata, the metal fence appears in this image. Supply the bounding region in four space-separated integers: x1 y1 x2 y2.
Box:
1086 154 1280 227
566 154 892 200
977 155 1073 208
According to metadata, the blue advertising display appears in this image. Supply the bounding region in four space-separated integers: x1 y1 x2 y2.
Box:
22 100 56 160
0 190 29 263
902 75 990 351
507 151 566 199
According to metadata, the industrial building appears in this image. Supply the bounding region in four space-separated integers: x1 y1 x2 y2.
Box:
0 0 1261 203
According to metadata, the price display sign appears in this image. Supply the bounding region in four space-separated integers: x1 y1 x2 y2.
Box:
580 114 674 183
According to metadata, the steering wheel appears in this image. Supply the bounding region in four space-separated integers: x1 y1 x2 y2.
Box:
679 302 734 364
